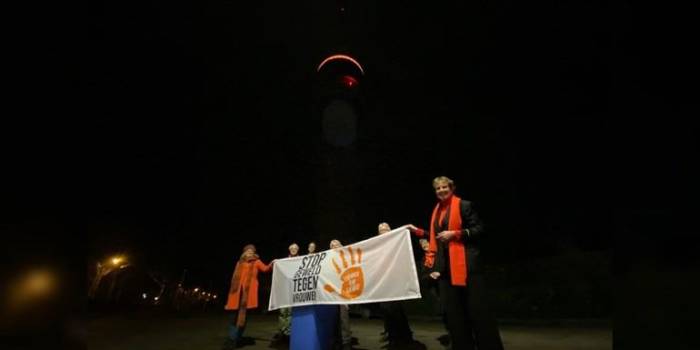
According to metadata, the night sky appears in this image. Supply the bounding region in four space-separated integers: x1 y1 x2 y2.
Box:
4 1 698 300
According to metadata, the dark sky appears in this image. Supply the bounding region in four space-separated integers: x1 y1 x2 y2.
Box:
4 1 698 294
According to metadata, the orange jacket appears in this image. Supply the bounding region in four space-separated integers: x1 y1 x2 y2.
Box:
224 259 271 310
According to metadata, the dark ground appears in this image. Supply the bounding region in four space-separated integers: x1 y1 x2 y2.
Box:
87 313 611 350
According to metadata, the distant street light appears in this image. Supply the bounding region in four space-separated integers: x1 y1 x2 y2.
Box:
88 255 128 299
26 270 53 295
7 269 56 310
194 288 199 292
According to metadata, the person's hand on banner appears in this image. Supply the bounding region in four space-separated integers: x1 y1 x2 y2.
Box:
437 230 457 242
406 224 418 233
430 272 441 280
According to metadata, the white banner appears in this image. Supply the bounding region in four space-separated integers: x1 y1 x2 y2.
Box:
268 227 421 310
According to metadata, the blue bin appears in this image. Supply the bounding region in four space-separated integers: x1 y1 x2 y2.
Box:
290 305 339 350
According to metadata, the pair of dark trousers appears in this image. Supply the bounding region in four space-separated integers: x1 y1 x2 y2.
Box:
226 310 247 342
439 274 504 350
381 301 413 341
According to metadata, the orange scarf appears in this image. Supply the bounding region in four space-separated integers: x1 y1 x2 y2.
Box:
428 194 468 286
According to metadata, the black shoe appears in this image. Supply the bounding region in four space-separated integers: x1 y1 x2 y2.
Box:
222 339 237 350
387 338 425 350
269 335 289 349
270 333 287 345
239 336 256 346
437 334 451 346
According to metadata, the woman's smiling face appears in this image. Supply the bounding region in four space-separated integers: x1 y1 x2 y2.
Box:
434 180 453 201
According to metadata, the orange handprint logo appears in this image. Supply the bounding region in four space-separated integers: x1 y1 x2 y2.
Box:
323 246 364 299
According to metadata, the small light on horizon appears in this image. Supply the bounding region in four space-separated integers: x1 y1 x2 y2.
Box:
142 293 147 299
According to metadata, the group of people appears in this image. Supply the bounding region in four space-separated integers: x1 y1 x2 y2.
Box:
222 176 505 350
275 240 354 349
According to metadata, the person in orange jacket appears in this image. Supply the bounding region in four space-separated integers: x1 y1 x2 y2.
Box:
222 244 274 350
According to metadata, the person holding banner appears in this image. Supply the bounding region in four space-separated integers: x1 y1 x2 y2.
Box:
329 239 354 350
267 224 423 348
418 238 439 296
419 237 449 345
272 243 300 345
408 176 504 350
307 241 317 254
222 244 274 350
377 223 417 349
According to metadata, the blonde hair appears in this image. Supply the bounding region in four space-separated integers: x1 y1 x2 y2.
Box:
288 243 299 250
329 239 342 248
432 176 455 190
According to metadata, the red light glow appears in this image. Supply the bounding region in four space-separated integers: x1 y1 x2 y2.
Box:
340 75 358 88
